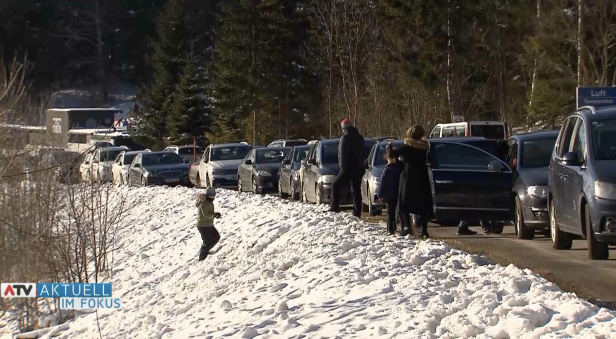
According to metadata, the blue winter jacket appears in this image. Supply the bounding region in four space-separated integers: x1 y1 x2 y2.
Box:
377 162 404 203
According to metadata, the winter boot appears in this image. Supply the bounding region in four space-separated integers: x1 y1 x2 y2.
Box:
198 244 210 261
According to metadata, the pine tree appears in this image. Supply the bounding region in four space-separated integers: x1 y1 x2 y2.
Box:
170 52 213 145
136 0 186 145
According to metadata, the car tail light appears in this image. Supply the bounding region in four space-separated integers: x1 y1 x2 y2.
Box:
465 128 469 137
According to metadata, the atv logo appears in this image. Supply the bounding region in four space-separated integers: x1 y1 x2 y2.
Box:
1 283 36 298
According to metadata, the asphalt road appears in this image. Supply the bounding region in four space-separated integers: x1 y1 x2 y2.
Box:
422 222 616 309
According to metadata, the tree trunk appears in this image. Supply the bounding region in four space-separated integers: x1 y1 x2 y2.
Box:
94 0 108 104
446 0 464 122
577 0 584 86
528 0 541 115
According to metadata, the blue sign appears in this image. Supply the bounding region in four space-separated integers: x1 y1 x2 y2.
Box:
577 87 616 109
37 283 112 298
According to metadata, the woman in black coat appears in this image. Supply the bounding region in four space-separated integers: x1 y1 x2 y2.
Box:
388 125 433 238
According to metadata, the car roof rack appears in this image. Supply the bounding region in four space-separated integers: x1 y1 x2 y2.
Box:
578 105 596 115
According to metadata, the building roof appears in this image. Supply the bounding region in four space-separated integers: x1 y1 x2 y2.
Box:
47 108 122 112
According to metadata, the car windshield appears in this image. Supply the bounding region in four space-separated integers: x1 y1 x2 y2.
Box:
470 124 505 139
124 154 138 165
522 138 557 168
375 141 404 166
142 153 183 166
592 120 616 160
256 149 289 163
178 147 202 155
210 146 251 161
294 148 310 161
100 150 123 162
322 143 339 164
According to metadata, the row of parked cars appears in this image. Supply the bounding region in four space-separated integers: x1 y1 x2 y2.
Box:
192 111 616 260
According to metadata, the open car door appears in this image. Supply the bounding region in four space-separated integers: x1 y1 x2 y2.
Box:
429 141 514 222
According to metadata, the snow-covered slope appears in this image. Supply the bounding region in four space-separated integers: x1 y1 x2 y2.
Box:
49 187 615 338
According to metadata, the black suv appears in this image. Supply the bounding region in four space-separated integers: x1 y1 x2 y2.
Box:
548 106 616 260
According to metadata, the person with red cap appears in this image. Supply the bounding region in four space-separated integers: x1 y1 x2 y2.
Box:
329 119 365 217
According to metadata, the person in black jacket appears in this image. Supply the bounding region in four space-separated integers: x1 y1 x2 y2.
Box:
330 119 364 217
388 125 433 238
377 147 404 235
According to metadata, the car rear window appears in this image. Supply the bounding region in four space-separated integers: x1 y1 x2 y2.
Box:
364 140 376 160
322 143 339 164
100 150 123 162
522 138 557 167
210 146 251 161
375 141 404 166
124 154 138 165
470 124 505 139
284 141 307 147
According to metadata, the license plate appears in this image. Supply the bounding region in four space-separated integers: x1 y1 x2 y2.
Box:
165 178 180 183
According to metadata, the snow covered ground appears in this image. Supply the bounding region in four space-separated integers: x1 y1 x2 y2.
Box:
35 187 616 338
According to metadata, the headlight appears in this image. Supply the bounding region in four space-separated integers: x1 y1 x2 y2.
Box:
258 170 272 177
595 181 616 200
211 169 224 175
527 186 546 199
318 175 335 185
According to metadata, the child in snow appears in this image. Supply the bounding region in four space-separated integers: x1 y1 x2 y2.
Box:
377 146 404 235
196 187 222 261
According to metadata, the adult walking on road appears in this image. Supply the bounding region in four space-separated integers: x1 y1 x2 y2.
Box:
388 125 433 238
329 119 364 218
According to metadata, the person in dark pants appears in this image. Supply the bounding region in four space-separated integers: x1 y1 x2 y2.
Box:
377 148 404 235
196 188 222 261
330 119 365 218
457 220 504 235
388 125 433 238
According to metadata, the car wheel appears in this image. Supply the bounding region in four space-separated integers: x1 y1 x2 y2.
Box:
290 179 297 201
514 196 534 240
195 174 201 188
316 184 323 205
550 199 572 250
252 178 261 195
238 176 243 192
279 179 288 199
141 176 148 187
585 205 609 260
368 188 380 216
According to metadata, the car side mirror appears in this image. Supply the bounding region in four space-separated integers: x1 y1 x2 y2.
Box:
562 152 581 166
488 160 505 172
245 159 253 165
282 159 291 165
84 161 90 165
134 163 141 168
301 160 307 166
307 159 317 166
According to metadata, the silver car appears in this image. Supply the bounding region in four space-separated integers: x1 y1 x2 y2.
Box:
361 139 404 215
197 143 252 188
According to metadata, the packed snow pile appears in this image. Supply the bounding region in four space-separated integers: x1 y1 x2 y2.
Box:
39 187 616 338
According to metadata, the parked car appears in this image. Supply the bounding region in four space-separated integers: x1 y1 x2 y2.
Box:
87 146 130 183
361 139 404 215
198 143 252 188
268 139 308 147
548 105 616 260
163 145 203 162
189 156 202 187
300 138 375 205
429 121 508 139
111 150 151 185
507 131 559 239
278 145 311 200
127 151 191 187
238 147 291 194
428 139 514 222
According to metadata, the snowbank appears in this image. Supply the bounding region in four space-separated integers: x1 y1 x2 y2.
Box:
38 187 616 338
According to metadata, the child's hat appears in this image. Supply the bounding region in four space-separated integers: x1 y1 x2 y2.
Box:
205 187 216 198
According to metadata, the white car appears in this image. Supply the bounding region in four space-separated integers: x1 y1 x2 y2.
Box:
111 150 151 185
163 145 203 162
197 143 252 188
90 146 130 182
